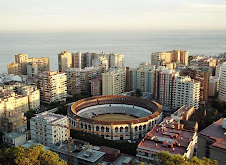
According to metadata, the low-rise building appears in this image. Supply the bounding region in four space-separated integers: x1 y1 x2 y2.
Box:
171 105 195 121
3 126 29 146
76 148 105 165
136 120 197 164
2 110 27 132
197 118 226 165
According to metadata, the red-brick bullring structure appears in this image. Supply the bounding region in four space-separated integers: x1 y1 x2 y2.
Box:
68 95 162 140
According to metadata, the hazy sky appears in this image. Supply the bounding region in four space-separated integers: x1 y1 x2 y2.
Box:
1 0 226 32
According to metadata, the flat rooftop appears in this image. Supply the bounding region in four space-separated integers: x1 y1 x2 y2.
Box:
137 123 195 156
199 118 226 150
76 148 105 163
32 112 66 123
4 131 25 139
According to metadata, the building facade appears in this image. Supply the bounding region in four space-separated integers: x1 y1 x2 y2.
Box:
7 54 49 76
151 50 188 68
102 68 126 95
218 62 226 101
58 51 72 72
154 67 179 106
172 76 200 110
39 71 67 103
129 66 155 94
197 118 226 165
30 112 68 146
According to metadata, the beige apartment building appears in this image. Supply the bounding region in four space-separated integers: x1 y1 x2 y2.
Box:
7 54 49 76
102 68 126 95
38 71 67 103
151 50 188 68
172 76 200 110
208 76 219 97
65 68 81 96
2 110 27 132
58 51 72 72
0 83 40 128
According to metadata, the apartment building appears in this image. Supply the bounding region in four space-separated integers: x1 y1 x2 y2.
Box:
58 51 72 72
181 67 209 101
151 50 188 68
65 68 81 96
7 54 49 76
154 67 179 106
172 76 200 110
208 76 219 97
0 83 40 112
8 54 49 76
129 64 155 94
1 110 27 132
190 58 217 75
218 62 226 101
91 78 102 96
3 126 29 146
197 118 226 165
30 112 68 146
102 68 126 95
38 71 67 103
72 51 124 71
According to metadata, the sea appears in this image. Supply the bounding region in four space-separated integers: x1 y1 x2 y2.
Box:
0 31 226 73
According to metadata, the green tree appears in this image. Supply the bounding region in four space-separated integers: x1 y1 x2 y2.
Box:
154 151 218 165
135 89 143 97
0 145 67 165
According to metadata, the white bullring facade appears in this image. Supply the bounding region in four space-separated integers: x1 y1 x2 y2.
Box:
68 95 162 140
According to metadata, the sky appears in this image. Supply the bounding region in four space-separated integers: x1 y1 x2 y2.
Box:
1 0 226 32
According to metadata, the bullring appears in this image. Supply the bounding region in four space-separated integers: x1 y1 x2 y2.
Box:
68 95 162 140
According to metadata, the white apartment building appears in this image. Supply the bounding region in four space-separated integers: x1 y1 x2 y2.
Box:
215 63 223 78
219 62 226 101
154 67 179 106
30 112 68 146
102 68 126 95
58 51 72 72
172 76 200 110
39 71 67 103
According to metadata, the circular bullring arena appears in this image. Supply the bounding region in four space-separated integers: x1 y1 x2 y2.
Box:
68 95 162 140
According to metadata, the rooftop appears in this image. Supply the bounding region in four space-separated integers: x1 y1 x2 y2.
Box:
137 123 196 156
199 118 226 150
76 148 105 163
32 112 67 123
